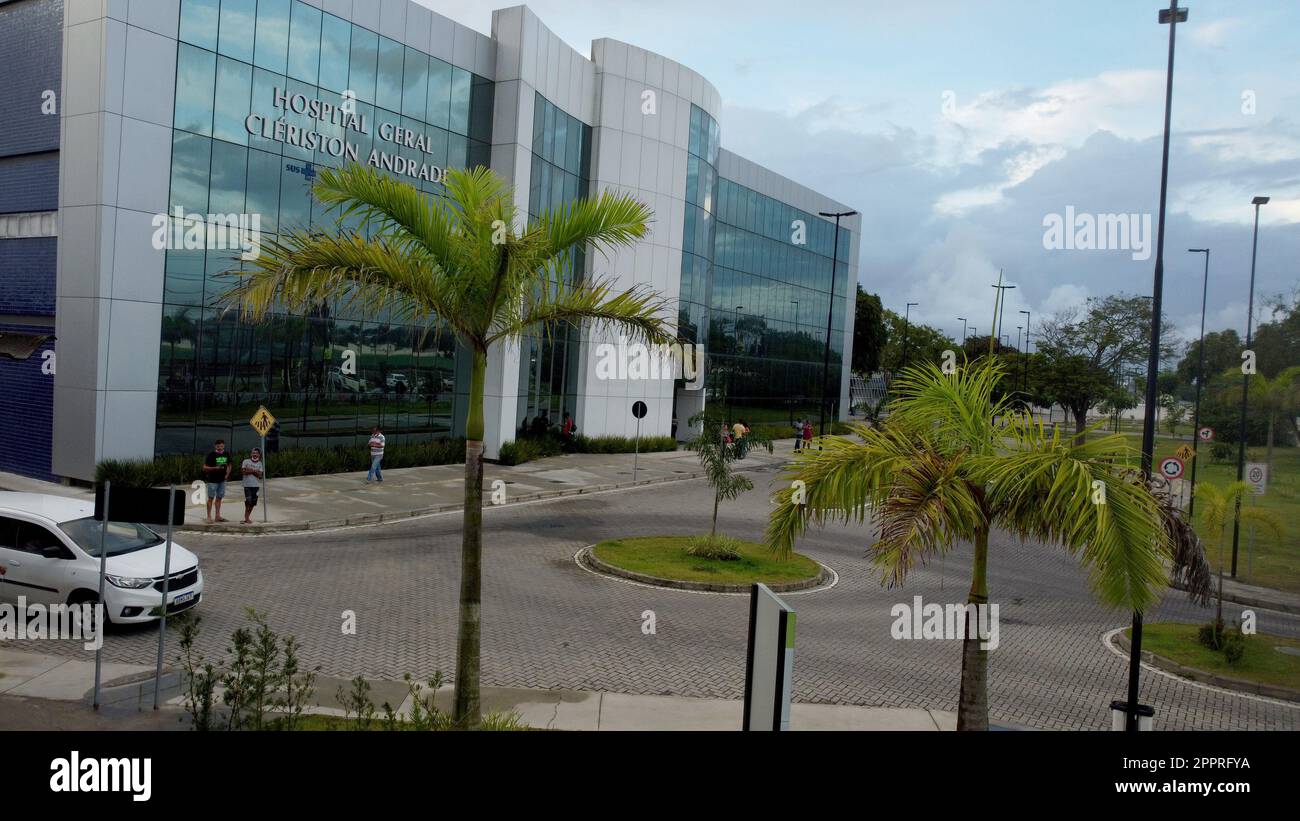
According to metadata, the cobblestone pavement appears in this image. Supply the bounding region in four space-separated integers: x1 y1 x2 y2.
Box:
17 465 1300 730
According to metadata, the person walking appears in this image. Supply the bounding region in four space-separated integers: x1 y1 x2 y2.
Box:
801 418 814 450
202 439 232 523
366 425 386 482
240 448 264 524
794 418 804 451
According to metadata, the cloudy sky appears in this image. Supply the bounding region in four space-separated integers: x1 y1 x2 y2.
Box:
422 0 1300 350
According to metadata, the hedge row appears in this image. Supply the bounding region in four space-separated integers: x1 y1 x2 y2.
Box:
497 433 678 466
95 439 467 488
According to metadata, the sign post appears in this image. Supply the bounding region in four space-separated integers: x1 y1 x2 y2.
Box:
250 406 277 523
92 481 110 710
631 401 647 483
743 583 795 731
1246 463 1267 582
153 485 184 709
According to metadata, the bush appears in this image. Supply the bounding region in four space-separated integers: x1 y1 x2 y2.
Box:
497 432 677 465
1197 620 1248 665
684 533 743 561
96 438 466 487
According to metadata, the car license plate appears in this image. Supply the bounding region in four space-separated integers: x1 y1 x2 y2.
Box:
172 591 195 605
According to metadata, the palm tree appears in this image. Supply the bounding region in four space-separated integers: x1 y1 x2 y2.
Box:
686 407 773 537
767 359 1204 730
1191 481 1282 629
224 163 671 727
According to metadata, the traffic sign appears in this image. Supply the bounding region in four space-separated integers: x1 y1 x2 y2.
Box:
1175 444 1194 462
631 400 648 419
1246 463 1267 496
1158 457 1184 481
1197 426 1214 442
250 406 277 437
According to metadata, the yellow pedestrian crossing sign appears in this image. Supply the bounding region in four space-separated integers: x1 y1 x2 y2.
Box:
1175 444 1194 462
250 406 276 437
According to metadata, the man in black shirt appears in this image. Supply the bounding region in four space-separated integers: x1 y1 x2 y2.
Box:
203 439 232 523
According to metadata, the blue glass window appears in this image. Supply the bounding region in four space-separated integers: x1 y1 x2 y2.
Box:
401 47 428 121
449 67 471 135
318 13 351 93
426 59 452 130
348 27 378 105
287 1 322 85
213 56 252 145
179 0 219 50
217 0 256 64
174 44 216 137
376 37 405 113
253 0 291 74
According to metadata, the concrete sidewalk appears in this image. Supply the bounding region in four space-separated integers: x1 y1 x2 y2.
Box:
3 441 805 535
0 646 953 731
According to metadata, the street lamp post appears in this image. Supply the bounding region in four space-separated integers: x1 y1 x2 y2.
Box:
817 210 856 439
1019 309 1031 396
1123 0 1187 734
958 316 968 345
1187 248 1210 518
1231 197 1269 576
900 302 918 372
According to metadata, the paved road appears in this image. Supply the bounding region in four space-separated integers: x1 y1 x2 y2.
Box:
20 465 1300 730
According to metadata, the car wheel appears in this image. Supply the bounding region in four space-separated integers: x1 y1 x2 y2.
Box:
67 589 109 629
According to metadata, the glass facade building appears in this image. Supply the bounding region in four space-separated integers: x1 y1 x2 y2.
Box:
18 1 858 480
157 0 493 455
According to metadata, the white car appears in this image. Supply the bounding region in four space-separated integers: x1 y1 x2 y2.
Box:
0 492 204 625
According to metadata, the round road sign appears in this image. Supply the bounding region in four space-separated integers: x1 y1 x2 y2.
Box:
632 400 648 419
1159 457 1184 480
1197 426 1214 442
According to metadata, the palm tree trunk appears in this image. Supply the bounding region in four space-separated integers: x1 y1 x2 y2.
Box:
957 526 990 731
453 350 487 729
711 491 720 537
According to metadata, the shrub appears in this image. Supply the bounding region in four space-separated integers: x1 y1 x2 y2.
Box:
1221 630 1246 665
497 432 677 465
685 533 743 561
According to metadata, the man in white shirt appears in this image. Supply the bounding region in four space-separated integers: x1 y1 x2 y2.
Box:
366 425 386 483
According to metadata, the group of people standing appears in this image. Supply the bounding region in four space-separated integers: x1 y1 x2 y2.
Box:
792 419 815 450
721 419 752 458
200 439 264 524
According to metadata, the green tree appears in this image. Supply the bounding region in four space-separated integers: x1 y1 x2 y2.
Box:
1032 350 1119 442
852 285 887 375
1212 365 1300 468
686 407 773 537
225 164 671 727
881 310 955 375
1193 481 1282 628
1176 329 1242 388
767 360 1199 730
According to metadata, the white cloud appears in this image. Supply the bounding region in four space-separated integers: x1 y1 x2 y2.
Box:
1188 18 1244 49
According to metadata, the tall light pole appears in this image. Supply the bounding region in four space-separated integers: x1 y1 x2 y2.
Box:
1015 325 1022 353
989 271 1016 354
1231 197 1269 576
1123 0 1186 734
958 316 968 345
817 209 856 438
1187 248 1210 518
1019 309 1031 396
900 302 918 371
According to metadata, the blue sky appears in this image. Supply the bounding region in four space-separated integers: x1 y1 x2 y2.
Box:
423 0 1300 350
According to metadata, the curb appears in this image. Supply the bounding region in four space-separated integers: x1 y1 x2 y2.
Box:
1114 632 1300 703
1169 581 1300 616
577 545 832 594
178 470 719 534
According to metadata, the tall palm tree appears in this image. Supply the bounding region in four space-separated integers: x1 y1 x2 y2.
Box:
767 359 1204 730
224 163 671 727
1192 481 1282 629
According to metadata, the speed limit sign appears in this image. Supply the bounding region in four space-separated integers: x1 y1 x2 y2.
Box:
1159 457 1184 481
1197 426 1214 442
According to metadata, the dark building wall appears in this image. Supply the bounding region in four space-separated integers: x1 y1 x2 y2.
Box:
0 0 63 157
0 0 63 480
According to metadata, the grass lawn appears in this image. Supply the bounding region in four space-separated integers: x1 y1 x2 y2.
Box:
1125 622 1300 691
1091 430 1300 594
592 535 821 586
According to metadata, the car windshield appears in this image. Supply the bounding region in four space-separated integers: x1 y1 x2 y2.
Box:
59 517 163 557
